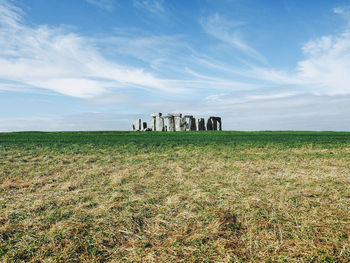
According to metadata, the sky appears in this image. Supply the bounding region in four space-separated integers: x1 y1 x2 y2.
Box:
1 0 350 131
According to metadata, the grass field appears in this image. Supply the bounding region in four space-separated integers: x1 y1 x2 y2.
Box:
1 131 350 262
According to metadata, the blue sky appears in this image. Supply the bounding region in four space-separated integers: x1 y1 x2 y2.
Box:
1 0 350 131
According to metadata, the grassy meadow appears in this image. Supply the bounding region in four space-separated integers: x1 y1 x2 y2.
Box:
0 131 350 262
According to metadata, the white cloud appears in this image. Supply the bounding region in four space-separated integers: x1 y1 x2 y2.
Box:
333 6 350 22
0 1 171 98
201 13 267 64
296 28 350 94
86 0 116 11
133 0 165 16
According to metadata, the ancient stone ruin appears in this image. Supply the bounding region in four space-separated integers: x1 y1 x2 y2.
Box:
132 113 222 131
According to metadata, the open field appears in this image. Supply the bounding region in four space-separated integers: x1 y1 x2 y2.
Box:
1 131 350 262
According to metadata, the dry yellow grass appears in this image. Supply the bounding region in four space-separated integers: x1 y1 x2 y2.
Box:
1 132 350 262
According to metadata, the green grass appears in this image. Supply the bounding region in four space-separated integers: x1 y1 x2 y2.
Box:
1 131 350 262
2 131 350 150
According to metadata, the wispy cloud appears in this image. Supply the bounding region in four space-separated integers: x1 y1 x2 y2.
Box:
133 0 165 16
295 8 350 95
86 0 116 11
333 6 350 22
201 13 267 64
0 0 173 98
198 7 350 95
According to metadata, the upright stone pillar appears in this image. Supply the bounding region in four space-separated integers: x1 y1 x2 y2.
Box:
183 115 195 131
150 114 158 131
210 117 218 130
216 117 222 131
196 118 205 131
131 124 135 131
155 113 164 131
209 117 222 131
180 117 187 131
166 115 175 132
189 117 196 131
135 119 142 131
171 113 182 131
206 118 213 130
142 122 147 130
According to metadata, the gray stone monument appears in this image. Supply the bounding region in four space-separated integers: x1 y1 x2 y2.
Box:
209 117 222 131
164 114 175 132
215 117 222 130
209 117 218 130
196 118 205 131
135 118 142 131
142 122 147 130
206 118 213 130
184 115 196 131
171 113 182 131
150 114 157 131
155 113 164 131
135 113 221 132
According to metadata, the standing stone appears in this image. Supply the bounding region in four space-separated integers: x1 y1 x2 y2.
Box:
216 117 222 131
155 113 164 131
210 117 218 130
209 117 222 131
135 119 142 131
180 117 187 131
142 122 147 130
131 124 135 131
196 118 205 131
171 113 182 131
151 113 163 131
189 117 196 131
183 115 193 131
206 118 213 130
166 115 175 132
150 114 157 131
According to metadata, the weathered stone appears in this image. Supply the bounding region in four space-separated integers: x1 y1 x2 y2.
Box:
209 117 222 131
216 117 222 130
206 118 213 130
212 118 218 130
166 115 175 132
135 119 142 131
196 118 205 131
155 114 164 131
170 113 182 131
180 117 187 131
150 117 156 131
146 113 221 132
131 124 135 131
188 117 196 131
150 113 162 131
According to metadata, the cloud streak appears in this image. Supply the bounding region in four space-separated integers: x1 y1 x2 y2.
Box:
0 1 172 98
133 0 165 16
86 0 116 11
201 13 267 64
